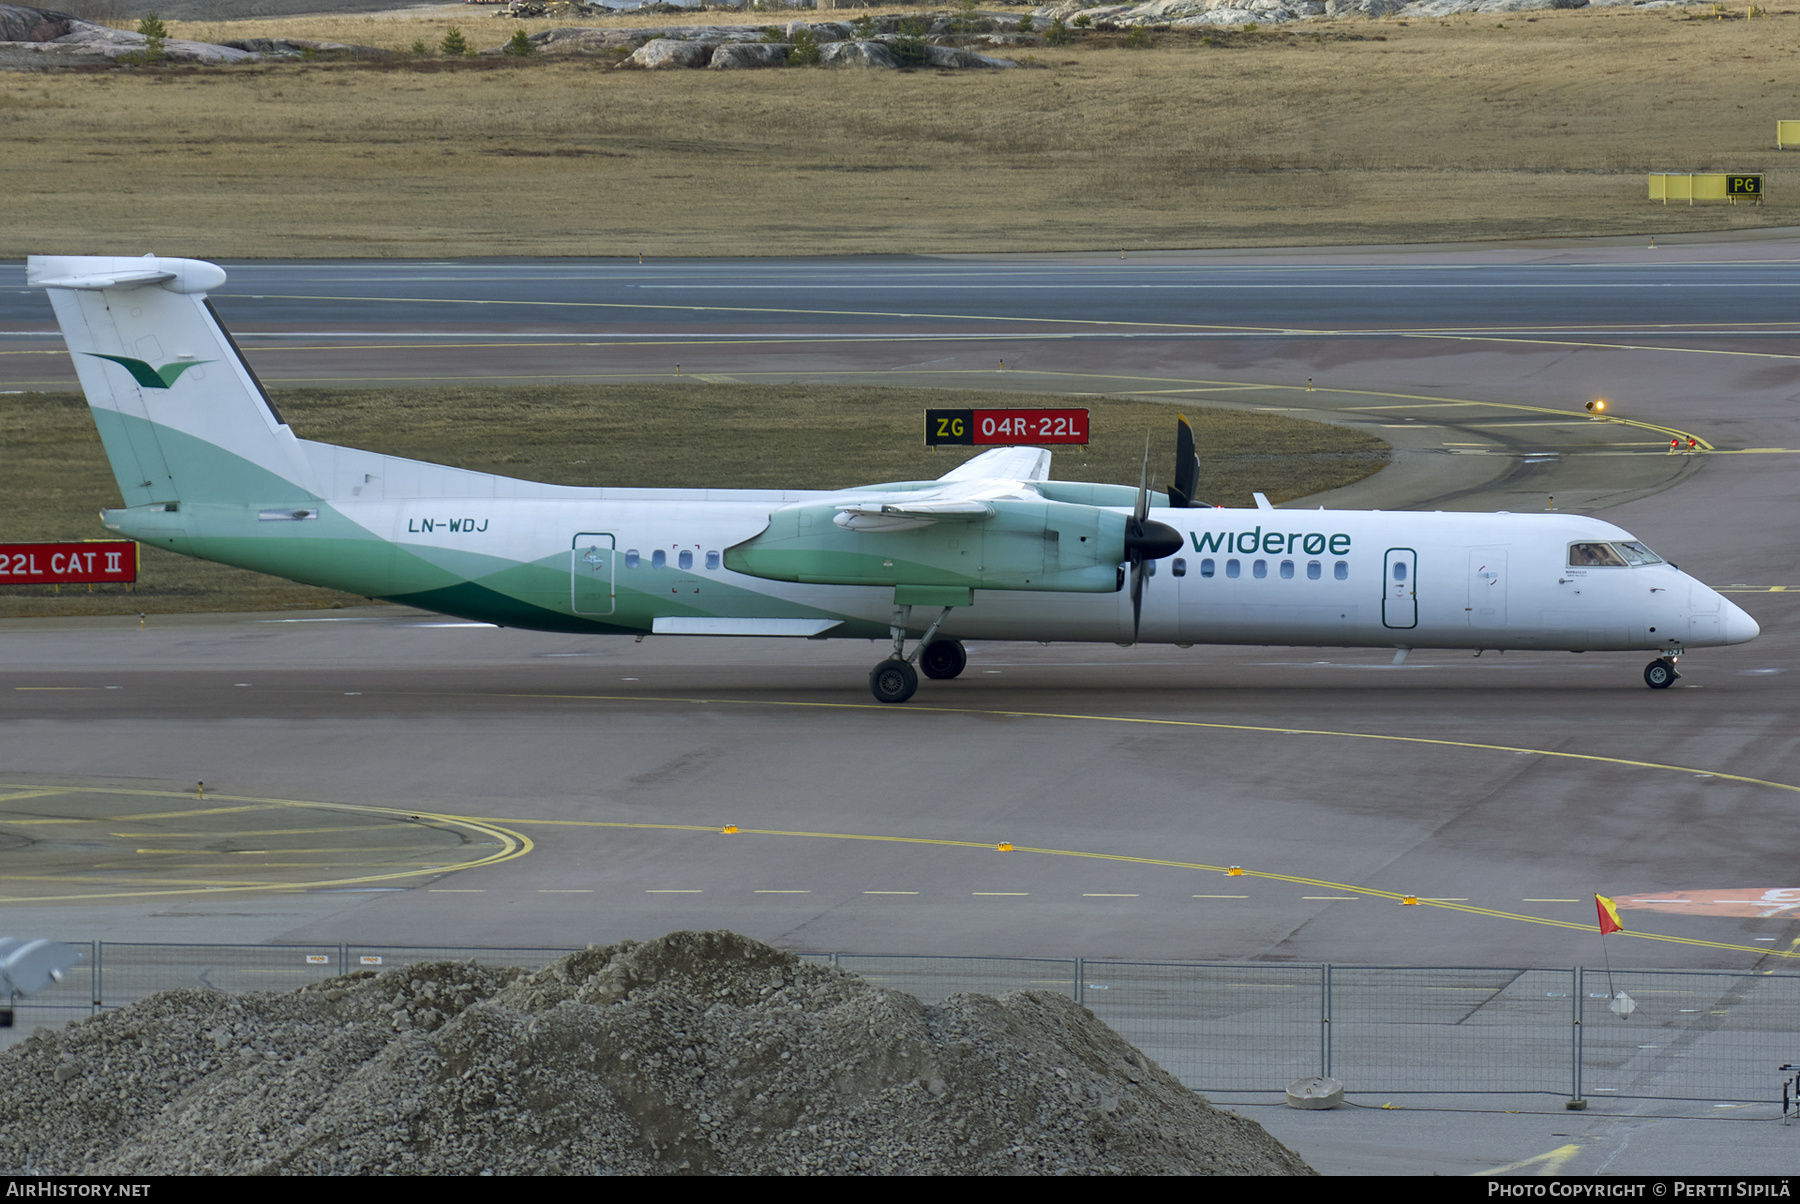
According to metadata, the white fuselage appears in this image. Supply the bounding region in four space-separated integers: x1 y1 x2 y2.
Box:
336 492 1754 653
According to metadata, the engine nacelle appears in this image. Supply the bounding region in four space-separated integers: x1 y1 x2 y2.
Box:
724 498 1127 593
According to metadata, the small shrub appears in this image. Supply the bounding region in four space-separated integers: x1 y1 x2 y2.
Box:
1125 25 1153 47
953 0 982 35
1045 15 1071 44
410 39 428 55
851 14 876 38
440 26 469 56
1017 14 1034 32
137 10 167 61
1072 13 1092 27
789 27 821 64
1242 21 1258 32
503 28 533 56
758 25 785 43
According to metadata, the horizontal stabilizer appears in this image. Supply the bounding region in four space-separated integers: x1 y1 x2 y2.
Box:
28 254 227 295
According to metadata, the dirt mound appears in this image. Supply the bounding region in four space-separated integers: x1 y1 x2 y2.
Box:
0 931 1312 1175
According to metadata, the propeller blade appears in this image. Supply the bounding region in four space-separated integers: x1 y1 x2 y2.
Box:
1169 414 1200 509
1130 555 1148 644
1135 436 1150 523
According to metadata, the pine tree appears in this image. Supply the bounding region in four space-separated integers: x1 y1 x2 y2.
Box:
137 11 167 62
440 26 469 57
504 28 533 57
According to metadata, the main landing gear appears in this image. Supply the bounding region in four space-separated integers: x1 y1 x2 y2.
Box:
870 606 963 704
1644 655 1681 689
919 638 967 680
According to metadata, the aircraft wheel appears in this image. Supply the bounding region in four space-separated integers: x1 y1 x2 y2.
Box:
919 639 967 680
870 658 919 704
1644 658 1679 689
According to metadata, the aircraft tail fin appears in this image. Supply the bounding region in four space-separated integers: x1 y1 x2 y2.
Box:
30 254 318 508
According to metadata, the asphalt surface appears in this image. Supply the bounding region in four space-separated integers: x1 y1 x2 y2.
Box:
4 234 1799 1174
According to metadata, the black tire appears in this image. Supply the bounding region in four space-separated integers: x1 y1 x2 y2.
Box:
1644 659 1677 689
919 639 967 680
870 658 919 704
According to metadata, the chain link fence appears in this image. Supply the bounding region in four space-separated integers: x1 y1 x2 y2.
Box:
5 944 1794 1105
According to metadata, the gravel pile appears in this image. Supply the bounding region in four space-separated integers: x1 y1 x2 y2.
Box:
0 931 1312 1175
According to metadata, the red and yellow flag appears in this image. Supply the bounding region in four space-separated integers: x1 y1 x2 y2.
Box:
1596 894 1625 935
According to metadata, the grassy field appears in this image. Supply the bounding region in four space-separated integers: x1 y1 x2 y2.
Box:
0 384 1387 617
0 7 1795 256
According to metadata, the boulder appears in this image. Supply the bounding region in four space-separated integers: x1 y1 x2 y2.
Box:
819 39 897 68
222 37 389 58
924 44 1020 68
1397 0 1585 11
1172 6 1301 24
0 4 72 43
709 41 789 68
786 20 855 43
623 37 712 68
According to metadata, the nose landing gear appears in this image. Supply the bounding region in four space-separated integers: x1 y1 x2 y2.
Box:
1644 656 1681 689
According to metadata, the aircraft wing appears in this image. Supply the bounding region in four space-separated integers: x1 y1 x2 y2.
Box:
935 446 1052 483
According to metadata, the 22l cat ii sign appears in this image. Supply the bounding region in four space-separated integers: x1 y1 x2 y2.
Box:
0 541 138 584
925 409 1089 447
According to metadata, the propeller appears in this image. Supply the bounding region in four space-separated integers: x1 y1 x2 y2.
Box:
1123 436 1183 644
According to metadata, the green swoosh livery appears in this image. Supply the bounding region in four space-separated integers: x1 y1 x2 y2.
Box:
84 352 213 389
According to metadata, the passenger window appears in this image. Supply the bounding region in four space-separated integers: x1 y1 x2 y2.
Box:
1392 561 1407 582
651 549 667 569
1280 560 1294 580
1200 558 1215 578
1253 559 1267 579
1146 559 1157 578
1568 542 1627 568
678 549 693 570
1307 561 1321 580
1226 559 1240 579
1334 561 1348 580
706 550 720 570
624 550 640 569
1172 557 1187 578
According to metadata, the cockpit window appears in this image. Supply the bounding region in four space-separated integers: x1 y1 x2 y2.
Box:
1568 542 1628 568
1613 540 1664 567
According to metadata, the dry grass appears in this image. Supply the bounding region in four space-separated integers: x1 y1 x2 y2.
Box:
1 8 1796 256
0 383 1386 617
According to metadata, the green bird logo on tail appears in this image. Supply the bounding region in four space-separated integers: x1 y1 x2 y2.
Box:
84 353 213 389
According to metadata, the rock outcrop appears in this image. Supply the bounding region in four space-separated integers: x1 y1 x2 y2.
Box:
1031 0 1612 24
0 4 387 64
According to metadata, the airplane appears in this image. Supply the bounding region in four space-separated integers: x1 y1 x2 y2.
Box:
27 254 1760 703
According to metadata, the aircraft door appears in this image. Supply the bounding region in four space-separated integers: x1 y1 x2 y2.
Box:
1382 547 1417 629
571 533 616 615
1467 548 1506 629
